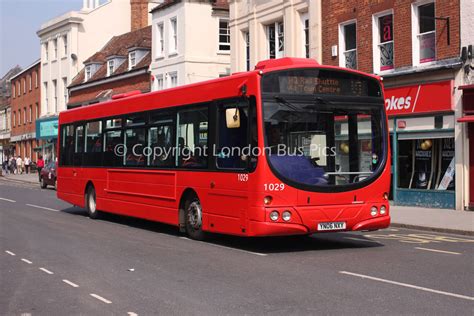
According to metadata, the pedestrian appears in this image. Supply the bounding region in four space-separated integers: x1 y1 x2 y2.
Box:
9 156 14 174
25 157 31 174
16 156 23 174
11 156 17 174
2 159 7 174
36 155 45 182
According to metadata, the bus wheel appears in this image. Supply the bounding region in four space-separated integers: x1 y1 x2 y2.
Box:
185 197 206 240
85 186 100 219
40 178 47 189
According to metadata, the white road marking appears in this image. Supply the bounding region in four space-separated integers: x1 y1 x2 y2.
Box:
39 267 54 275
5 250 16 256
340 271 474 301
414 247 461 255
90 293 112 304
344 237 382 244
62 279 79 288
21 258 32 264
384 228 399 232
180 236 267 256
127 313 138 316
0 197 16 203
26 204 60 212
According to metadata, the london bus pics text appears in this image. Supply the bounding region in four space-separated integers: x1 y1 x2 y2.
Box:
57 58 391 240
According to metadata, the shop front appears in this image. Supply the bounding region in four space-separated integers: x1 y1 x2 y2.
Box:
386 80 456 209
458 84 474 210
36 116 59 163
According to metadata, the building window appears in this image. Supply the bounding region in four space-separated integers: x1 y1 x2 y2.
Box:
44 42 49 61
52 80 57 113
17 82 20 96
156 23 164 58
63 34 68 57
129 51 136 70
34 72 38 88
36 103 39 119
44 82 48 112
12 84 15 97
23 108 26 125
219 19 230 51
155 74 164 91
13 112 15 127
244 31 250 71
85 65 92 81
169 72 177 88
29 75 32 91
53 38 58 60
63 77 68 105
373 12 394 72
302 14 309 58
29 105 32 123
23 79 26 94
107 60 115 76
267 21 284 59
339 21 357 69
414 2 435 64
170 17 178 54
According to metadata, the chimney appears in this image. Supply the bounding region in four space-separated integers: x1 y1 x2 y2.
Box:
131 0 149 31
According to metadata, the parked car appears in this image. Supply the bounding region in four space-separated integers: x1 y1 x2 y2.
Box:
40 161 57 190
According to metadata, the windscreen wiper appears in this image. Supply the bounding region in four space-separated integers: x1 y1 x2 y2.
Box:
274 96 302 112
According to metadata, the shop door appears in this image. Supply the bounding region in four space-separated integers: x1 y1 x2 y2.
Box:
470 124 474 209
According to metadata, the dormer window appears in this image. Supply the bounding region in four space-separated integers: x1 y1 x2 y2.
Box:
85 66 92 81
129 51 136 70
107 60 115 76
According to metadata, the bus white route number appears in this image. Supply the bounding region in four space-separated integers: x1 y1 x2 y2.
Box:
264 183 285 191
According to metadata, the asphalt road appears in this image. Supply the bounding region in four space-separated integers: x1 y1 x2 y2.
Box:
1 178 473 315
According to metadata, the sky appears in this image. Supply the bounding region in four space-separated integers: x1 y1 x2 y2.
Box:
0 0 82 76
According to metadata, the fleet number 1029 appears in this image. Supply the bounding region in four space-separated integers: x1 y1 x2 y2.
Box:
264 183 285 191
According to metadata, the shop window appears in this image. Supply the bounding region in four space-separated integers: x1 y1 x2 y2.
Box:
397 138 455 191
176 106 209 169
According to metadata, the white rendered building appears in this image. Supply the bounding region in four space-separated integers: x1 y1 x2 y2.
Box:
149 0 231 91
229 0 322 73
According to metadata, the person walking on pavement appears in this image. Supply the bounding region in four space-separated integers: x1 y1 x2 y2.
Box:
25 157 31 174
16 156 23 174
36 155 45 182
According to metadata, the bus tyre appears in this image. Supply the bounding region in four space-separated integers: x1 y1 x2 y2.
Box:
40 178 47 189
184 197 206 240
85 186 100 219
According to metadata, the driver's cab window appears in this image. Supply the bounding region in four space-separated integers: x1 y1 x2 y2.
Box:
216 98 256 170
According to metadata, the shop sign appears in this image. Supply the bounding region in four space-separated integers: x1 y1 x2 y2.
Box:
384 80 453 116
36 118 58 139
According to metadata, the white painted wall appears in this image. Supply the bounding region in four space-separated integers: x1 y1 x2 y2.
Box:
150 1 230 91
229 0 321 73
38 0 154 116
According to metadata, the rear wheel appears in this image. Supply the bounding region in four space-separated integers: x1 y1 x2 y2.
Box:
184 197 206 240
85 186 101 219
40 177 47 189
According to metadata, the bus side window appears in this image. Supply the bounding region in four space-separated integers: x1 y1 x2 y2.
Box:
103 129 122 167
176 106 209 169
60 125 74 166
124 128 146 167
84 120 103 166
73 125 84 166
148 112 175 167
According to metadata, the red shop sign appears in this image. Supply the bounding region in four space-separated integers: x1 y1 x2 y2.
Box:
384 80 453 116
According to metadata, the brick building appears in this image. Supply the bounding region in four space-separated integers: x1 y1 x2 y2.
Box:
9 60 41 161
67 25 151 108
321 0 468 210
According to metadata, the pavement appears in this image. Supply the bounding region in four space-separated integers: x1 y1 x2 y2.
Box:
0 179 473 315
1 172 473 236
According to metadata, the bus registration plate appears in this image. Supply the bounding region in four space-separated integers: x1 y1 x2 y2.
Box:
317 221 346 231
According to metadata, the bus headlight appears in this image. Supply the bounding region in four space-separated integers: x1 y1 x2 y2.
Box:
282 211 291 222
380 205 387 215
370 206 378 217
269 211 279 221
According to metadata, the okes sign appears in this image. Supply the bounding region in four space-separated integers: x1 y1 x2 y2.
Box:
384 80 453 116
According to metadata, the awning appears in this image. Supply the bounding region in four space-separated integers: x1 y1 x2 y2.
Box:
457 116 474 123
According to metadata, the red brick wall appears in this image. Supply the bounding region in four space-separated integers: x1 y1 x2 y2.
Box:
321 0 460 73
68 73 150 106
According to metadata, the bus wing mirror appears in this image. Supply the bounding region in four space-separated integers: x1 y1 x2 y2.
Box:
226 108 240 128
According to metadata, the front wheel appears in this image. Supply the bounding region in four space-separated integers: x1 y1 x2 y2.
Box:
40 177 47 189
85 186 101 219
184 197 206 240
